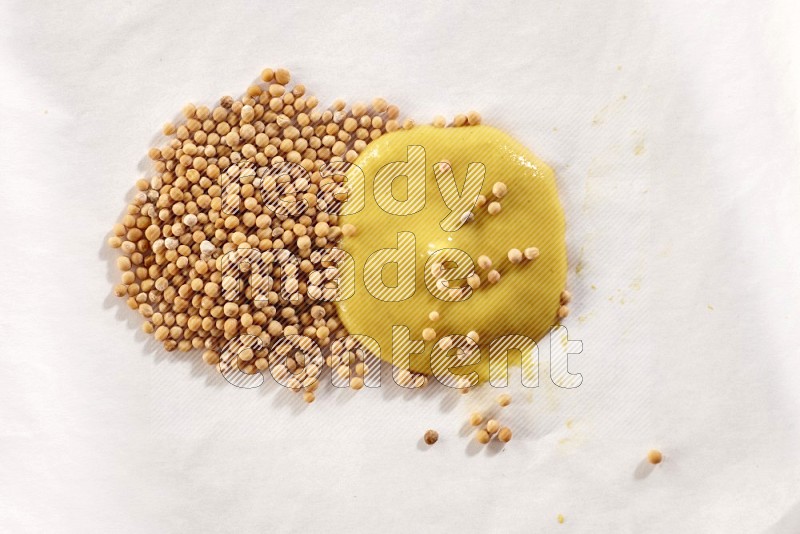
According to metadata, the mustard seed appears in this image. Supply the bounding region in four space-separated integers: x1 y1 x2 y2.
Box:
508 248 523 264
350 377 364 390
492 182 508 199
524 247 540 260
647 449 663 464
497 393 511 407
275 68 291 85
338 224 357 242
497 427 512 442
486 419 500 435
467 274 481 290
372 97 388 113
297 235 312 249
423 430 439 445
351 102 367 117
422 327 436 342
469 412 483 426
476 429 491 444
202 350 220 365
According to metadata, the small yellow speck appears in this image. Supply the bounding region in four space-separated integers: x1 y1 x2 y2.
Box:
707 305 714 311
557 514 565 524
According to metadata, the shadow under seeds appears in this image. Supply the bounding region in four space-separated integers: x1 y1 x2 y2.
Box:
633 458 657 480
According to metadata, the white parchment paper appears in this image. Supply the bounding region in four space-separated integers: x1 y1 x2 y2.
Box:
1 1 799 532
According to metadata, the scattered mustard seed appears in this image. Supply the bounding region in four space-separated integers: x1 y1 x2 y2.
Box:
372 97 388 113
423 430 439 445
341 223 357 237
647 449 663 464
275 68 291 85
202 350 219 365
350 377 365 390
469 412 483 426
422 327 437 342
476 429 491 444
466 273 481 290
492 182 508 199
524 247 540 260
497 393 512 407
497 427 513 442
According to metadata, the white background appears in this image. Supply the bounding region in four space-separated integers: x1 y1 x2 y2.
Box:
2 1 800 532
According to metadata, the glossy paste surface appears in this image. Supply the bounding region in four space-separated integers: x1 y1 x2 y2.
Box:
336 125 566 380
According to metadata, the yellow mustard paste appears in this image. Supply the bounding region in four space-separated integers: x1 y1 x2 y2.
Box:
336 125 566 382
